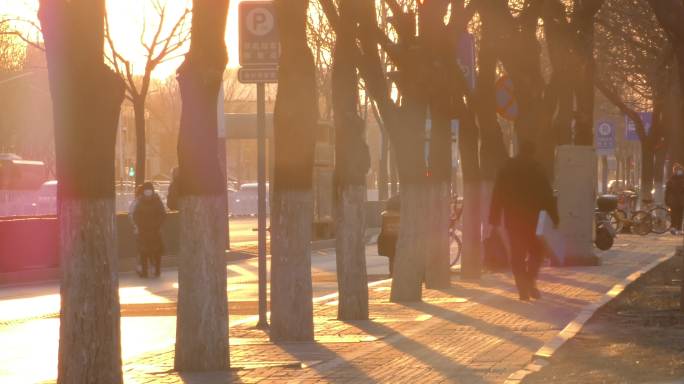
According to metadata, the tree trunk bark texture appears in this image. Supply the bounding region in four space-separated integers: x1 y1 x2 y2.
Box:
134 100 146 186
457 105 482 280
175 195 228 371
424 181 451 289
58 198 121 384
39 1 126 382
174 0 230 372
270 190 315 340
270 0 317 341
641 140 655 201
390 183 430 302
574 3 599 146
335 185 369 320
332 0 371 320
461 180 483 279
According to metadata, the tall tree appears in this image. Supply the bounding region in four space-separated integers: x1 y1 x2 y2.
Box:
174 0 230 371
420 0 453 289
270 0 318 341
332 0 371 320
648 0 684 175
38 0 125 382
648 0 684 101
105 0 190 185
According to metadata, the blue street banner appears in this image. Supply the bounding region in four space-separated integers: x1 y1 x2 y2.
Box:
595 120 615 156
456 32 475 90
624 112 652 141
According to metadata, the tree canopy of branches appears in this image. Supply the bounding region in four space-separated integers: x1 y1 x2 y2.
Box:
105 0 191 185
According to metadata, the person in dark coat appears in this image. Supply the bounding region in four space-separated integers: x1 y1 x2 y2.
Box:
489 140 559 301
133 182 167 278
666 163 684 235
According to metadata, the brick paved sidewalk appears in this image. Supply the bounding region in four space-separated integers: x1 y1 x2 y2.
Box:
123 235 678 384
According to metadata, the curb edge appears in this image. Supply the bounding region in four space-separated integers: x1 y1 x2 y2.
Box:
503 250 676 384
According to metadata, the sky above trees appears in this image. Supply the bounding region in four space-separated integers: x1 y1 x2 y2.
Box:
0 0 246 77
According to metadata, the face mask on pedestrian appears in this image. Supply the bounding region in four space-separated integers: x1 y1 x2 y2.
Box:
677 170 684 176
143 189 153 197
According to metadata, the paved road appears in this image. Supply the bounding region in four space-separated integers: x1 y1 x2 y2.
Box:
0 244 389 383
228 216 265 244
126 235 679 384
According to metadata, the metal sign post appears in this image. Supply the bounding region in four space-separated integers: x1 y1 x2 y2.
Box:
239 0 279 330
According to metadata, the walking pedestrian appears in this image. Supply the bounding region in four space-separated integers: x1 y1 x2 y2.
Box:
666 163 684 235
132 182 167 278
489 140 559 301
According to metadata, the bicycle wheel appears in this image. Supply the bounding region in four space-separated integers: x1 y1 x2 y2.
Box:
449 229 462 267
611 209 626 233
630 210 653 236
649 207 671 234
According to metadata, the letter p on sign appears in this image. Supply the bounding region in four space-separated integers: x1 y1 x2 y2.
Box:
246 8 274 36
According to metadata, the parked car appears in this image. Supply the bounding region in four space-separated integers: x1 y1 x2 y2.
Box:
230 182 269 217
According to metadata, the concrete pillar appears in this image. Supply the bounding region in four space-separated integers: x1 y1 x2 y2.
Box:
555 145 600 266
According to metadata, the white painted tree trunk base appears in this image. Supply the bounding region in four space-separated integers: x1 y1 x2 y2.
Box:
270 190 314 341
58 198 122 384
425 182 451 289
175 194 229 371
336 185 369 320
390 184 429 302
461 181 482 279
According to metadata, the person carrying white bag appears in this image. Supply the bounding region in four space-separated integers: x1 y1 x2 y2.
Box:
489 140 559 301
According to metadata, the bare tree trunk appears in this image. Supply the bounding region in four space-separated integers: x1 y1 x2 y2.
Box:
174 0 230 372
390 183 429 301
270 0 317 341
458 107 482 279
574 1 603 146
133 99 146 186
270 190 314 339
389 105 430 302
424 181 451 288
175 195 228 370
39 1 125 382
379 130 389 201
335 185 368 319
421 1 453 290
424 103 452 289
641 139 655 201
58 199 122 383
332 0 370 320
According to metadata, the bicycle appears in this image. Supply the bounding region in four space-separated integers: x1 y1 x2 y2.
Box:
608 208 653 235
609 191 652 235
640 198 671 234
449 195 463 267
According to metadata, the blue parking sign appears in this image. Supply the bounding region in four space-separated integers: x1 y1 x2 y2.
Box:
595 120 615 155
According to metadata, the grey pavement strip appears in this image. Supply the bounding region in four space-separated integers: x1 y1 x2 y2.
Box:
504 251 676 384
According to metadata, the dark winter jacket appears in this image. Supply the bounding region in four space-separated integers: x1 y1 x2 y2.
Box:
666 174 684 208
489 155 559 233
134 194 166 233
133 194 166 254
